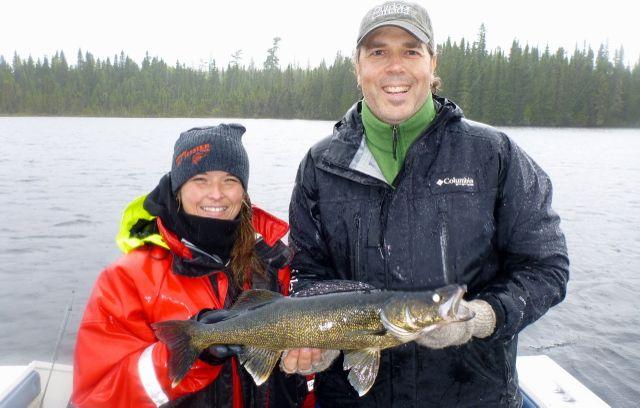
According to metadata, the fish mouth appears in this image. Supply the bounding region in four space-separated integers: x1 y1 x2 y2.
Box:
439 285 475 322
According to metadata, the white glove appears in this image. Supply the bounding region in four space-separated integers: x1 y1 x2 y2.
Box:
280 348 340 375
416 299 496 349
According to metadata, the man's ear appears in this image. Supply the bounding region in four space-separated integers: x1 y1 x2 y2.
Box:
355 62 361 87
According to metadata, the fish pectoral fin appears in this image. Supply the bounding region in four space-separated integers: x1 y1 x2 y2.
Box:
231 289 283 311
379 310 420 343
349 328 387 337
343 348 381 397
238 347 282 386
369 328 388 336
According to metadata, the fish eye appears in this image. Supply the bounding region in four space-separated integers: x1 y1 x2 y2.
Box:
432 293 441 303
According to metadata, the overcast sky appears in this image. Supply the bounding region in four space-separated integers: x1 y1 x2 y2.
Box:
3 0 638 68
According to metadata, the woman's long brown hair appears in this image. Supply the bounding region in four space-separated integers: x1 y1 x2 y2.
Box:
229 194 265 286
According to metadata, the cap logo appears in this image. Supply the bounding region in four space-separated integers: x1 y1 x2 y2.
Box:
371 3 416 20
175 143 211 167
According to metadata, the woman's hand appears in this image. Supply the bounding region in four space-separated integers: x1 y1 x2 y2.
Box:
280 348 340 375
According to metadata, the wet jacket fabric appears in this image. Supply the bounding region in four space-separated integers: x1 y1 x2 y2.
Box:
72 199 307 408
288 97 569 407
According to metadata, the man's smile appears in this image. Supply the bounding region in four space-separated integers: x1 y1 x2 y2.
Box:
382 85 410 94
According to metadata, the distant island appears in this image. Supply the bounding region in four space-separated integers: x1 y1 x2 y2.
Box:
1 28 638 127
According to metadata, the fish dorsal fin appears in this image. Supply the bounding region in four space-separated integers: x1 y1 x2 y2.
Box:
343 348 381 396
238 347 282 386
292 280 379 298
231 289 283 311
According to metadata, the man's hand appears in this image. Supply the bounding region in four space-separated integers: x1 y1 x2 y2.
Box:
280 348 340 375
416 299 496 349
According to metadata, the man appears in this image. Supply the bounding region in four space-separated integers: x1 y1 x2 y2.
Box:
282 1 569 407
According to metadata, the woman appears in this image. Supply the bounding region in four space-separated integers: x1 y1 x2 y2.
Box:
71 124 307 407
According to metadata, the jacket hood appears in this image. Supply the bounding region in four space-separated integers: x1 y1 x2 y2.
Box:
116 194 169 253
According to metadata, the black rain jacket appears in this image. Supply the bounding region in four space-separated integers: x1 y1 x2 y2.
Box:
288 97 569 407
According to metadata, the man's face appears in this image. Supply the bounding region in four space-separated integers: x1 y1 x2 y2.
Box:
356 26 437 125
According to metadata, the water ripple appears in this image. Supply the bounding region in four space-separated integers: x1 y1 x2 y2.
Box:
53 219 94 227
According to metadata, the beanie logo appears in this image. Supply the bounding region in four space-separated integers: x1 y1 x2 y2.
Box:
175 143 211 167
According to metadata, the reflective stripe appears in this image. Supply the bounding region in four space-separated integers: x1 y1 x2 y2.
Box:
138 343 169 407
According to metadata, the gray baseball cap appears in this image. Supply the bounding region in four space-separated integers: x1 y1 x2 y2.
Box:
357 1 434 49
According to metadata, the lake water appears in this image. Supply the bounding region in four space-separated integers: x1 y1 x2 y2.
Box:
0 117 638 406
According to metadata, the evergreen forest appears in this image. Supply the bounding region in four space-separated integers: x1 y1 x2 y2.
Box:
1 28 639 127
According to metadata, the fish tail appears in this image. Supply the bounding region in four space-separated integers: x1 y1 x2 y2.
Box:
152 319 205 387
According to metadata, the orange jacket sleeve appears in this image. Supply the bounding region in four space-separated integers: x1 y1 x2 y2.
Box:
72 260 221 407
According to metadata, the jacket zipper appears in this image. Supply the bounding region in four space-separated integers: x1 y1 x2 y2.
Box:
379 188 393 288
437 197 451 284
392 125 399 160
353 215 362 281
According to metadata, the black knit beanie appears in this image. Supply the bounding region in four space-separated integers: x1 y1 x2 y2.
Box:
170 124 249 192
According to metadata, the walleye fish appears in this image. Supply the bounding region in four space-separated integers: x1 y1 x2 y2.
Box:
152 281 473 396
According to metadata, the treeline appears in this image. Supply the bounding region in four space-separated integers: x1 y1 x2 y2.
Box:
437 26 640 126
1 28 639 126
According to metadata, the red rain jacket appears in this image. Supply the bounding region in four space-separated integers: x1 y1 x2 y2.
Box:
71 206 292 407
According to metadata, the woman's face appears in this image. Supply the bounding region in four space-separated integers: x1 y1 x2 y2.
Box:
178 171 245 220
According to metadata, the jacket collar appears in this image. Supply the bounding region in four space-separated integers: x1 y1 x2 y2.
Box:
156 216 193 259
318 96 463 184
156 204 288 257
156 205 289 278
251 206 289 247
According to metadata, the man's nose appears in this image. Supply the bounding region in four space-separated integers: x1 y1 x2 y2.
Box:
386 53 406 74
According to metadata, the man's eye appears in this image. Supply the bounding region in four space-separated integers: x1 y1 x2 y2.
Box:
370 49 385 56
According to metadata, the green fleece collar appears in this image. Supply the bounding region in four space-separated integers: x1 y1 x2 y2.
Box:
361 96 436 184
361 95 436 153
